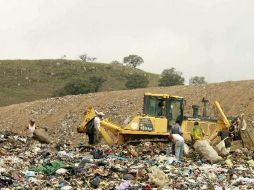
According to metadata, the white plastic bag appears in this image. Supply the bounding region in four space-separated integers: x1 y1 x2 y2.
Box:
34 128 51 144
149 166 169 187
216 140 225 152
216 139 230 156
184 143 189 155
194 140 222 163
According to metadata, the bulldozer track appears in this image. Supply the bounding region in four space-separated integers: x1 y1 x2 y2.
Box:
123 138 169 146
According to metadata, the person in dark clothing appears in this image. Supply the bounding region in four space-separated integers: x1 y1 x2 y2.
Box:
217 130 232 148
170 120 183 136
211 128 232 155
157 100 165 116
230 117 241 140
86 111 104 145
86 118 95 144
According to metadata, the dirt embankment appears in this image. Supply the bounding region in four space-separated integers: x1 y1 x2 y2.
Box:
0 80 253 145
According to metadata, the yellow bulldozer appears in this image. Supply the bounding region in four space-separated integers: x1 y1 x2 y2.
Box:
77 93 242 146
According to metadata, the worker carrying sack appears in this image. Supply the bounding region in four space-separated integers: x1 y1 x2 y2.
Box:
77 118 95 133
33 128 51 144
215 137 230 156
194 140 223 163
86 119 95 135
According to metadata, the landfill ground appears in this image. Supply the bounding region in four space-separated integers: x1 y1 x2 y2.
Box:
0 132 254 189
0 80 254 189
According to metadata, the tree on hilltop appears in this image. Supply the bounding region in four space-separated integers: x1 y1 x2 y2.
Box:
123 55 144 68
79 54 88 62
189 76 207 85
159 68 185 86
79 53 97 62
110 60 122 65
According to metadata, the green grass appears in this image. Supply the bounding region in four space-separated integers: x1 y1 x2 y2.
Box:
0 59 159 107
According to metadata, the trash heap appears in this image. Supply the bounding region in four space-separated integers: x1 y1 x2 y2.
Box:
0 131 254 190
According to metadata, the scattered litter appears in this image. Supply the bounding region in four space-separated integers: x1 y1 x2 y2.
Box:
0 131 253 189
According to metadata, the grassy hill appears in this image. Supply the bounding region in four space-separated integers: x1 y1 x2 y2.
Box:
0 59 159 107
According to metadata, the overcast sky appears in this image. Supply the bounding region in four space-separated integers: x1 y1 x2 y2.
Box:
0 0 253 83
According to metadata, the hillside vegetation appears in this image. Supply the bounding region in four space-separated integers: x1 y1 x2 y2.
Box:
0 59 159 107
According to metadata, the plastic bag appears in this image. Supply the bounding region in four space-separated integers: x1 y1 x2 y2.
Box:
184 143 189 155
34 128 51 144
148 166 169 187
194 140 222 163
216 140 225 152
216 138 229 156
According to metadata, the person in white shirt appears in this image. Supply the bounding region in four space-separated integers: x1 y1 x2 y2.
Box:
88 111 104 144
170 119 183 155
169 133 185 160
239 113 247 131
27 119 36 137
93 111 104 144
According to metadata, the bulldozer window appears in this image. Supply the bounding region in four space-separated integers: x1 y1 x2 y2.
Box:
168 99 183 126
157 100 166 116
143 96 166 117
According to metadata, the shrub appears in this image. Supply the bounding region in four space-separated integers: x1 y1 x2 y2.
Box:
57 76 106 96
159 68 184 86
62 79 96 95
125 74 149 89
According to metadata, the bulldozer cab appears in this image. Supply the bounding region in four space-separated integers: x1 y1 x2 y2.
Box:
143 93 184 127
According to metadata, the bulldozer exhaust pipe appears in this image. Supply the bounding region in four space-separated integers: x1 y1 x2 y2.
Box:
202 98 209 118
192 105 200 118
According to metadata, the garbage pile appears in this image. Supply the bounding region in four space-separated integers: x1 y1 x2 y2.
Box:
0 131 254 190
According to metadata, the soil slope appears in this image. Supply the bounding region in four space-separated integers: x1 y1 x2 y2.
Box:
0 80 253 145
